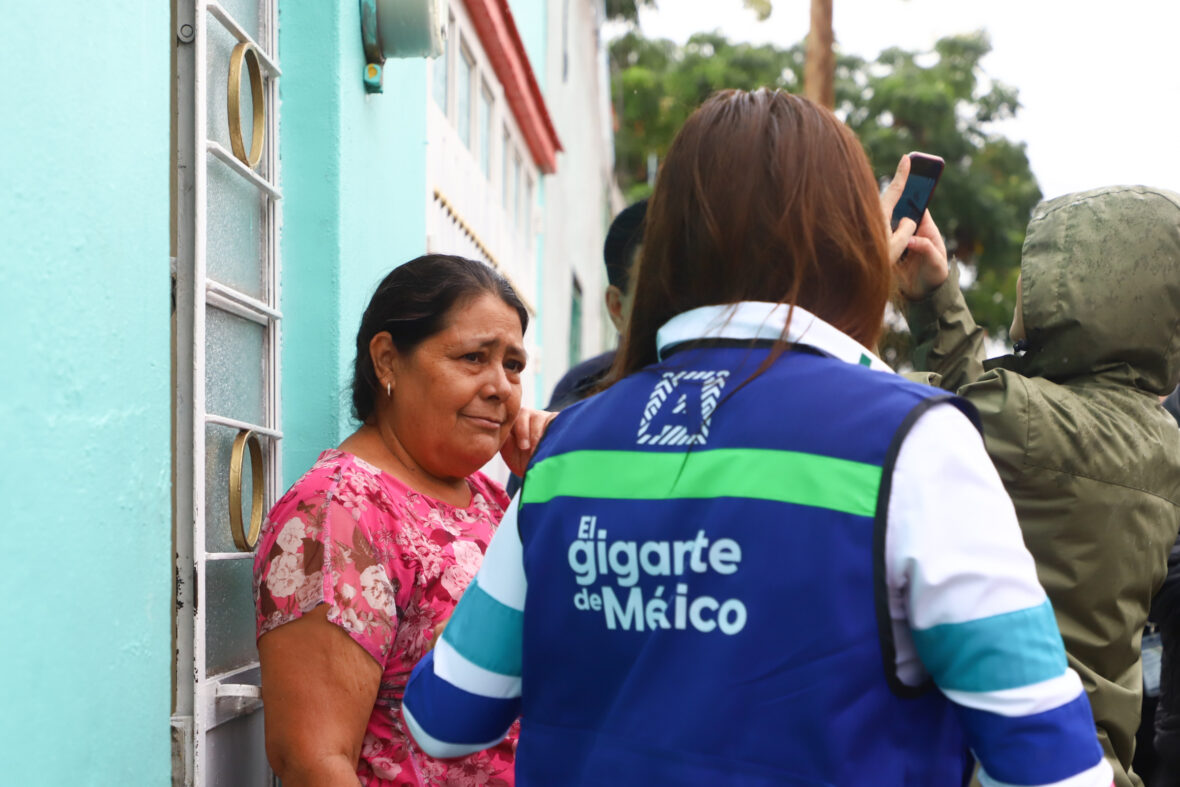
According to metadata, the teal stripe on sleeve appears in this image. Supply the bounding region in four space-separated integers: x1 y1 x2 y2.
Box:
911 600 1067 693
441 578 523 677
521 448 882 517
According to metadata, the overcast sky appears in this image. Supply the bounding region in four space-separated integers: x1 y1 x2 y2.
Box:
632 0 1180 202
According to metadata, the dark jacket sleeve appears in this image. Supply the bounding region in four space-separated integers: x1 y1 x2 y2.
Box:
901 263 1029 480
904 261 989 392
1151 388 1180 623
1152 387 1180 769
1153 390 1180 622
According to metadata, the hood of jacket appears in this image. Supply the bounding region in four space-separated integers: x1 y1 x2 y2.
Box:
1017 185 1180 395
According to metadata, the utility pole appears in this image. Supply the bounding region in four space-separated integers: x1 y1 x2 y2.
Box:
804 0 835 109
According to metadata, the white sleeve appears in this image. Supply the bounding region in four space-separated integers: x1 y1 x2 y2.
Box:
402 494 526 757
885 402 1046 683
886 403 1111 787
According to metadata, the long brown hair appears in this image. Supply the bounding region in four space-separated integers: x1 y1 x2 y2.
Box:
614 89 891 378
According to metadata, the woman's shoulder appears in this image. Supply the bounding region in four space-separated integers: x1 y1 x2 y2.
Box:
264 449 400 535
271 448 359 501
266 450 336 513
256 451 414 592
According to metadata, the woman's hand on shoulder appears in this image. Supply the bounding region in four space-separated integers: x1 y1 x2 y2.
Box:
500 408 558 477
881 155 950 300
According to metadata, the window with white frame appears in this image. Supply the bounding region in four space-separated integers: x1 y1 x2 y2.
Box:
457 41 474 148
570 275 584 365
524 175 534 232
479 82 492 180
512 152 521 226
501 127 510 207
431 17 452 114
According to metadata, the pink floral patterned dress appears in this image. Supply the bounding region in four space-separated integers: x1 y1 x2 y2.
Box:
254 449 517 786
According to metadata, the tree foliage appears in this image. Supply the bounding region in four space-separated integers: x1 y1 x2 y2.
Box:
605 0 655 24
607 0 772 25
610 29 1042 358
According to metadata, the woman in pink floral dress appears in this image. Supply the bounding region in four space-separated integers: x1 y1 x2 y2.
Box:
254 255 552 787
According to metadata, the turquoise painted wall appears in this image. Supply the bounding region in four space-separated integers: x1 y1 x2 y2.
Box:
0 4 172 785
277 2 345 483
508 0 548 93
280 3 428 486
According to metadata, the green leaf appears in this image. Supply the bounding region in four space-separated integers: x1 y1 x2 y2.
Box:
742 0 773 22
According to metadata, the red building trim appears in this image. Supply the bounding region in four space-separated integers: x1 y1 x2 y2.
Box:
463 0 562 174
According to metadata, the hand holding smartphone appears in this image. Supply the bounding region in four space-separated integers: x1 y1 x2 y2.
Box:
890 152 945 231
885 152 951 299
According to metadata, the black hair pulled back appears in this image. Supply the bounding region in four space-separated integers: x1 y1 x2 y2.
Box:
603 199 647 291
351 254 528 422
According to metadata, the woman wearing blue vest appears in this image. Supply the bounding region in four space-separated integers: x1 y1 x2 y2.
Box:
402 89 1112 786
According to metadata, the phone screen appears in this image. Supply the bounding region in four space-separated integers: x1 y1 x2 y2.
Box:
890 154 944 230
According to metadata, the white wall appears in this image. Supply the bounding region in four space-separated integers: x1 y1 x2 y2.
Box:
537 0 624 402
425 0 621 491
425 0 544 417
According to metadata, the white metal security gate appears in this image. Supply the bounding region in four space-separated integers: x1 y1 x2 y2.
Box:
173 0 281 784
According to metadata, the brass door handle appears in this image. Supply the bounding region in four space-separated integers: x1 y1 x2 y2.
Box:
228 429 264 550
227 41 265 170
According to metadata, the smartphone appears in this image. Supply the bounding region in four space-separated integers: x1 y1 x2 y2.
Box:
890 152 945 231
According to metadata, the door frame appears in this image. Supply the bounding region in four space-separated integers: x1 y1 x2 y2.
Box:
172 0 282 783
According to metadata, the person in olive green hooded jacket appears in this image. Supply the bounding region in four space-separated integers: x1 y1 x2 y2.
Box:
892 180 1180 787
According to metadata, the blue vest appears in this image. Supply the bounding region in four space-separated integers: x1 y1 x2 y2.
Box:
515 343 978 786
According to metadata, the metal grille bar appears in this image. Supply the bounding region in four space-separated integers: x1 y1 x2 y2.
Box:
205 413 283 439
207 2 282 75
205 552 256 561
208 142 282 199
207 280 283 322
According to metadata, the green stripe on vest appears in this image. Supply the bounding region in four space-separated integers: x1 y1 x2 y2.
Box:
521 448 882 517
